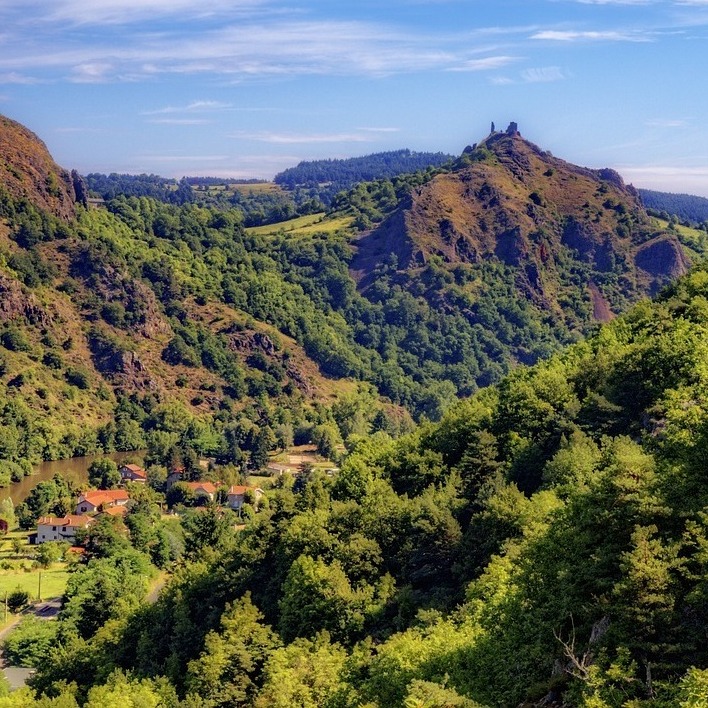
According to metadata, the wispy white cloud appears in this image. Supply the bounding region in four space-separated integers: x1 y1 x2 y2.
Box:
69 62 115 83
146 118 212 125
3 0 267 26
0 71 43 84
521 66 565 82
143 100 232 115
645 118 688 128
0 18 528 83
356 127 400 133
619 165 708 196
54 126 107 133
449 55 519 72
232 130 376 144
134 154 230 162
532 29 651 41
572 0 655 5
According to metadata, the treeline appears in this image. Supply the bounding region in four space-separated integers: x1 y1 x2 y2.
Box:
274 149 454 204
639 187 708 225
84 173 195 204
10 263 708 706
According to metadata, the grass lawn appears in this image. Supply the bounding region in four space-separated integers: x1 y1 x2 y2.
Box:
0 568 69 602
0 530 70 602
245 213 353 237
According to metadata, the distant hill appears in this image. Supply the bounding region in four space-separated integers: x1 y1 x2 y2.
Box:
639 187 708 224
274 149 454 204
0 114 704 474
337 123 704 387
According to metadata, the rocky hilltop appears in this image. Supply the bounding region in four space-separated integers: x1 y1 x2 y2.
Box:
352 123 688 321
0 115 82 220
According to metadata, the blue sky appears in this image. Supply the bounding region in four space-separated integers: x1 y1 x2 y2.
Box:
2 0 708 195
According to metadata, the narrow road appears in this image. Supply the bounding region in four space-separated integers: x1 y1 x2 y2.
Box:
0 598 62 689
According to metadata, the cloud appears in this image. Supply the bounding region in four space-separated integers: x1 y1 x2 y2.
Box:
572 0 655 4
146 118 212 125
134 154 230 162
449 55 519 72
5 0 267 26
531 29 650 41
69 62 114 83
0 17 527 83
143 100 232 115
0 71 42 84
645 118 688 128
521 66 565 82
618 165 708 196
232 130 376 144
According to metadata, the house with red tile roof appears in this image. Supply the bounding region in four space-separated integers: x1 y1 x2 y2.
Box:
226 485 264 511
183 481 218 502
36 515 95 544
119 463 147 483
76 489 130 515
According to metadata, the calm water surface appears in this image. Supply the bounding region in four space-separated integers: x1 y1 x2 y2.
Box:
0 451 146 506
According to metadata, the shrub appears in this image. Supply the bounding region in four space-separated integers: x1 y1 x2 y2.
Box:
7 587 30 613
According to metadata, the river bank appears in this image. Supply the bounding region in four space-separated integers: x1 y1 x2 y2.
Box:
0 451 146 506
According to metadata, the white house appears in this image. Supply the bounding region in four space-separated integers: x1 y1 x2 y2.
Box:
36 515 94 544
76 489 130 515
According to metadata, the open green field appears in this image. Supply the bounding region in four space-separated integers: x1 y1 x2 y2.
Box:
0 568 69 602
651 217 708 252
0 531 70 601
231 182 282 196
246 212 353 237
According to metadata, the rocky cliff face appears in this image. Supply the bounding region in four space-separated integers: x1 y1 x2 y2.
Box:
0 115 78 220
352 124 688 320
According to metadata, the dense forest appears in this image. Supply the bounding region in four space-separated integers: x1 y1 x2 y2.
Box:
273 149 454 205
639 188 708 226
6 256 708 706
4 114 708 705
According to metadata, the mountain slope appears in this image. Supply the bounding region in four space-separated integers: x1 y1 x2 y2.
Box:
352 124 690 313
0 115 80 221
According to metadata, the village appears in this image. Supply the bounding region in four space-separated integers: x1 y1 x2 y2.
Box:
25 446 338 550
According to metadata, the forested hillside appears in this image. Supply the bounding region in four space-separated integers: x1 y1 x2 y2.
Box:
10 252 708 707
273 149 454 205
639 187 708 226
1 116 706 483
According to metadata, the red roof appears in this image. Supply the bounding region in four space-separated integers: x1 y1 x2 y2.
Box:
227 485 263 496
183 481 217 495
78 490 130 507
121 464 147 479
38 515 94 527
102 506 129 517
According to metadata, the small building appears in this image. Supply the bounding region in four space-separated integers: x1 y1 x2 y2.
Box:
76 490 130 515
183 481 218 503
119 463 147 483
266 462 298 476
36 515 94 544
226 485 264 512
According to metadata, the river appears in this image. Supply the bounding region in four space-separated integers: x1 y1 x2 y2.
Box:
0 451 146 506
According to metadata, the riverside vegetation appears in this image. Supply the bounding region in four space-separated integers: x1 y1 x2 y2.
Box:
1 115 708 705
